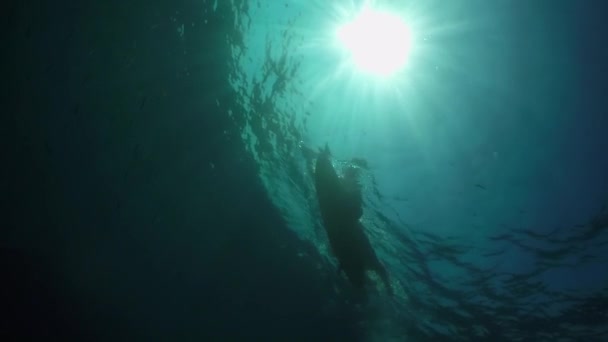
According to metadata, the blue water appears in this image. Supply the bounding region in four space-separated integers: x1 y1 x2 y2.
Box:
5 0 607 340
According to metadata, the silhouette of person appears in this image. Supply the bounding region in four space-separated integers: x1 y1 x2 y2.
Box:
312 144 392 296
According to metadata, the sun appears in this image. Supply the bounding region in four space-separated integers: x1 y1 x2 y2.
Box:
335 7 413 78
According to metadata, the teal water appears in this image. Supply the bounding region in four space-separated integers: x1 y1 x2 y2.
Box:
226 0 608 340
6 0 607 340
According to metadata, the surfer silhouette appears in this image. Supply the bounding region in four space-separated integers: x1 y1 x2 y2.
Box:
312 143 392 295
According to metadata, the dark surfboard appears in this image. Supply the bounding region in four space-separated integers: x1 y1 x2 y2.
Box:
314 145 391 295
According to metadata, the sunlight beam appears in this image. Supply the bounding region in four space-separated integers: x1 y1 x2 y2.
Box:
336 7 412 77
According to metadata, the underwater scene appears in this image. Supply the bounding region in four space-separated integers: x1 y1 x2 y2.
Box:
6 0 607 341
224 0 608 339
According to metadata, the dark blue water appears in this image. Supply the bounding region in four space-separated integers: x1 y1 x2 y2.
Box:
4 0 607 340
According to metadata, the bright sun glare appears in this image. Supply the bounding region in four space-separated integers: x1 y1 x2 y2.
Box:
336 8 412 77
